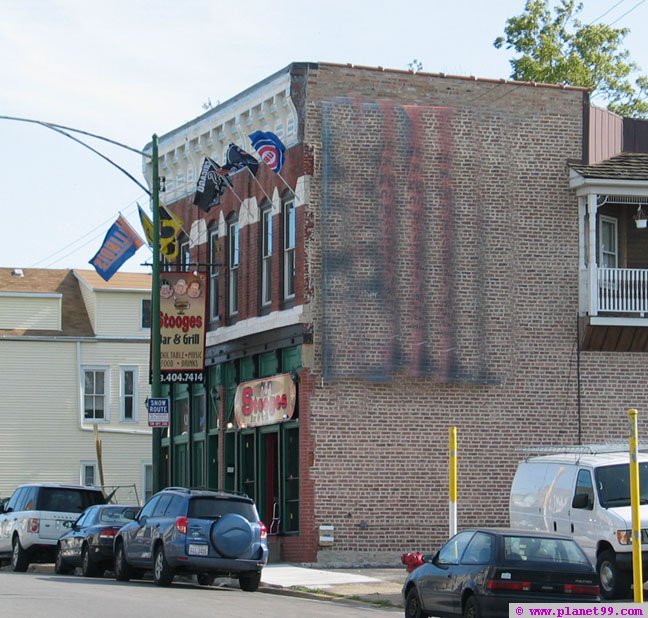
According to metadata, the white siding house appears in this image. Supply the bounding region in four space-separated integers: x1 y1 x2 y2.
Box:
0 268 153 504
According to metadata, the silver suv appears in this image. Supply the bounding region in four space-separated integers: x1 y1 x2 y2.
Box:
0 483 105 571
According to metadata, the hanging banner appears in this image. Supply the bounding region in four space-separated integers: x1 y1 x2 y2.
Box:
158 271 207 384
234 373 297 428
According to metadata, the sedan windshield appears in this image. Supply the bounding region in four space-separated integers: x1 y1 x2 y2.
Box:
595 463 648 508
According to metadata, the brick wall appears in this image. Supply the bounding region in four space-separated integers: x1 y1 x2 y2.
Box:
295 65 648 565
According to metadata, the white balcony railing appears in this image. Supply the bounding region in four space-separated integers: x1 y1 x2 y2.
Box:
598 268 648 315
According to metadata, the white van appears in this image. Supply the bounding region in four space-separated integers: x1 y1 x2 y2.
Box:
509 447 648 600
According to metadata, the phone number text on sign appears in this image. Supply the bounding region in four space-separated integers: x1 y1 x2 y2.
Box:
160 372 205 384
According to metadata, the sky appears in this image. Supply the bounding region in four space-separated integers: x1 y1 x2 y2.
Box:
1 0 647 273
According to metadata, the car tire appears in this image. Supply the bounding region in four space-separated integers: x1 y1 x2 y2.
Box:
405 587 423 618
597 550 631 600
211 513 254 558
153 545 174 587
238 571 262 592
114 541 132 582
464 594 481 618
197 573 215 586
55 545 74 575
11 536 29 572
81 544 101 577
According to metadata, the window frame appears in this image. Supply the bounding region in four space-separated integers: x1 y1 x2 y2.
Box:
228 219 239 316
261 207 273 307
179 236 191 271
283 200 296 300
82 366 109 422
80 461 98 487
209 227 220 322
598 215 618 269
120 366 138 423
141 298 151 329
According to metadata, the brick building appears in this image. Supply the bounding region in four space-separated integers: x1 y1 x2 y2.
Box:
143 62 648 564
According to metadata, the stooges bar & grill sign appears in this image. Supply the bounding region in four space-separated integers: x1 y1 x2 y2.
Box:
158 271 207 384
234 374 296 428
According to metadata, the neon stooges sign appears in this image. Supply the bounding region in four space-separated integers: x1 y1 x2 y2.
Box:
233 373 296 428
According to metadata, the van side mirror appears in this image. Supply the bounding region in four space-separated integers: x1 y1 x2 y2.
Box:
572 493 592 509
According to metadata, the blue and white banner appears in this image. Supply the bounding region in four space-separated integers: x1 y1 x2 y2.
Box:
89 215 143 281
249 130 286 174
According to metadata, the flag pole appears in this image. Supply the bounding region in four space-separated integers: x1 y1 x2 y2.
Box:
243 165 274 204
151 134 163 493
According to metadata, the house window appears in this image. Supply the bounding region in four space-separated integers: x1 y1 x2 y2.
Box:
120 367 138 422
209 228 220 321
81 462 98 487
229 219 239 316
83 368 107 421
283 200 296 299
142 463 153 503
262 207 273 306
141 299 151 329
599 216 618 268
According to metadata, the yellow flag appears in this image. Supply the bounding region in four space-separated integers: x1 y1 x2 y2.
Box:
137 204 183 260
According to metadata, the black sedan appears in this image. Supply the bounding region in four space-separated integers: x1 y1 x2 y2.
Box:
402 527 600 618
55 504 137 577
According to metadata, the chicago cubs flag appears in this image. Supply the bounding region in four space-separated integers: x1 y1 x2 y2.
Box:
248 131 285 174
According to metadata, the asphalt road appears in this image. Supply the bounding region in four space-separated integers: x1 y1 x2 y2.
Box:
0 570 401 617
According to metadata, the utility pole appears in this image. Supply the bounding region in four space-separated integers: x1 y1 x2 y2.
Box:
151 134 163 492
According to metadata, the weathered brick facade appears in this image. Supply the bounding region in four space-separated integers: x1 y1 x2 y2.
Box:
154 62 648 566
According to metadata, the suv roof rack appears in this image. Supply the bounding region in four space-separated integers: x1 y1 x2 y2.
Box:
520 443 648 457
164 487 192 493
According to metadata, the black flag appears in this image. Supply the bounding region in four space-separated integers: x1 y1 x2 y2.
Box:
224 144 259 176
193 157 231 212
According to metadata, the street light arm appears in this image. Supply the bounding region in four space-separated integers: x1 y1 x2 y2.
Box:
0 116 152 196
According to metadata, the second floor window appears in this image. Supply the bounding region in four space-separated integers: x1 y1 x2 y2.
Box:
284 200 296 299
599 215 618 269
209 229 220 321
120 367 137 422
179 237 191 271
84 368 107 421
262 208 273 306
229 220 239 316
141 299 151 329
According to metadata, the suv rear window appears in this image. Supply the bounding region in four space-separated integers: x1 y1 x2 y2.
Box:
36 487 105 513
188 497 257 521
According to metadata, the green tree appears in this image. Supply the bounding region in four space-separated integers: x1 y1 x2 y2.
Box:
494 0 648 117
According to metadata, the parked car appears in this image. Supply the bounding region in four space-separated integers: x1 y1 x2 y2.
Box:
113 487 268 589
510 448 648 599
402 527 600 618
55 504 137 577
0 483 106 571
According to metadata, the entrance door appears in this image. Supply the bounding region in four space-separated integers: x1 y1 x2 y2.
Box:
260 431 279 531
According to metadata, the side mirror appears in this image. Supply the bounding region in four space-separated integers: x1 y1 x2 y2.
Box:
123 508 137 520
572 493 591 509
138 514 148 524
62 520 74 530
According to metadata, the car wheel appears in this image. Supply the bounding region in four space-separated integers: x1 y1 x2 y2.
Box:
464 595 481 618
54 545 74 575
114 541 132 582
197 573 215 586
81 544 100 577
11 536 29 572
153 545 174 587
597 550 631 600
405 587 423 618
238 571 262 592
211 513 254 558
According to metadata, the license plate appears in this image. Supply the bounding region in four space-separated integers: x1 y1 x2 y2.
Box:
188 544 209 556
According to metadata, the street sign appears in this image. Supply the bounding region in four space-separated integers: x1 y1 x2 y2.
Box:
147 397 169 427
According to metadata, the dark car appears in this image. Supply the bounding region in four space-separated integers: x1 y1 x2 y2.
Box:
55 504 137 577
402 527 600 618
113 487 268 589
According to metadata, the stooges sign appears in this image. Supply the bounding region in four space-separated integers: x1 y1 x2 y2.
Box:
234 373 296 428
159 271 207 384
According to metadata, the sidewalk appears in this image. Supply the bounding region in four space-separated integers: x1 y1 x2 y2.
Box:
18 562 407 609
259 564 406 608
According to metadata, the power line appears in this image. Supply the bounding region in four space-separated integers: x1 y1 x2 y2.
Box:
589 0 627 24
609 0 646 25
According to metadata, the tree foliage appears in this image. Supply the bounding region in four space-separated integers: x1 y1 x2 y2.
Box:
494 0 648 117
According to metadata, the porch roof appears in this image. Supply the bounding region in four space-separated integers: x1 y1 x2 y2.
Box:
570 152 648 181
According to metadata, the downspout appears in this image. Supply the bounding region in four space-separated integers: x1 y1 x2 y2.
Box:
76 341 152 436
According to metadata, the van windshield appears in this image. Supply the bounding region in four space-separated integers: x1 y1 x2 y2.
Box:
595 463 648 507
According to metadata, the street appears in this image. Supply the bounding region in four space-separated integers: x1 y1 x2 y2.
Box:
0 570 401 617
